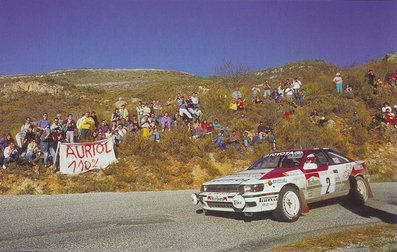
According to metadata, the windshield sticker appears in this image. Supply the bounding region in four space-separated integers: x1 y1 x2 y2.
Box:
265 151 303 159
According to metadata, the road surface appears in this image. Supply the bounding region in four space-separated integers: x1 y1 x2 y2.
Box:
0 183 395 251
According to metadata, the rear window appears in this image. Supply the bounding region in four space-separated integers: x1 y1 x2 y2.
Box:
248 151 303 170
326 151 351 164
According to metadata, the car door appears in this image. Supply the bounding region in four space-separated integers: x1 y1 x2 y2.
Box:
303 150 334 200
324 150 354 195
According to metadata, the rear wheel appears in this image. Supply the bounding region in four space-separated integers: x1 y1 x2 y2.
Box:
273 186 301 222
349 176 368 205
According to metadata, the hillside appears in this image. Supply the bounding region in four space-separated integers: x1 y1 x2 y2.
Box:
0 55 396 195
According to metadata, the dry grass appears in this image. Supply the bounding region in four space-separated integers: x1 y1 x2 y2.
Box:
273 224 397 252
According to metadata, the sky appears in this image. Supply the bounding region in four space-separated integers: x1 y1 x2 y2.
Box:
0 0 396 76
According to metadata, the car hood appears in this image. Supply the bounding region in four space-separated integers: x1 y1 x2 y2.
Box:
204 168 298 185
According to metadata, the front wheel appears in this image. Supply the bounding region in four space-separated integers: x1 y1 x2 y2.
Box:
349 176 368 205
273 186 301 222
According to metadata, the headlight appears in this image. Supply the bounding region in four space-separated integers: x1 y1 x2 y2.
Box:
239 184 264 193
200 185 207 192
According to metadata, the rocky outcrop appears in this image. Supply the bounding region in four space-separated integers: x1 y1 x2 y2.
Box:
1 80 70 96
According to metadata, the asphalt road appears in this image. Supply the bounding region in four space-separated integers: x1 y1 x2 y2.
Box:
0 183 396 251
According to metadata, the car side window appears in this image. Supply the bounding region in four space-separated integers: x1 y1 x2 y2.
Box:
326 151 350 164
306 151 329 166
315 151 329 166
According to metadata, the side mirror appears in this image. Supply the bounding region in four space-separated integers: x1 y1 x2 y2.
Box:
303 162 318 170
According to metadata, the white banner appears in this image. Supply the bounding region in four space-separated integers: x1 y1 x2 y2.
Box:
59 137 117 175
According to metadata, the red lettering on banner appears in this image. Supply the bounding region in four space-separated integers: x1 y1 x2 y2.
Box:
75 146 85 159
96 143 104 154
85 145 92 158
66 146 77 158
68 160 77 173
105 141 112 153
84 161 91 171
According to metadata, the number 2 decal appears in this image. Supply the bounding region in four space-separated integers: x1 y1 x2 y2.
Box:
325 177 331 194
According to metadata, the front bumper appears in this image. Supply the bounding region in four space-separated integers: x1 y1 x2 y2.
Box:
192 192 279 213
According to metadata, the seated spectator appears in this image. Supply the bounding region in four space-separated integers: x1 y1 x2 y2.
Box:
385 109 397 127
25 139 39 166
382 102 392 115
236 98 245 110
229 99 238 111
310 109 320 124
271 88 282 103
97 128 106 140
190 92 200 109
153 100 163 111
368 116 382 135
111 108 121 124
214 132 226 151
177 96 193 120
345 85 353 93
0 133 14 154
2 142 19 169
242 131 253 152
149 121 160 142
229 130 242 153
252 132 261 145
263 130 276 150
254 95 263 104
161 112 172 131
232 87 242 101
200 120 214 134
99 119 110 133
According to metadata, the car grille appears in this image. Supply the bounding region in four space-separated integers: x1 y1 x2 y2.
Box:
206 184 240 193
207 202 234 209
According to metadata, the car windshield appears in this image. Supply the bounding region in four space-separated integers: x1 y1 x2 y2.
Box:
248 151 304 170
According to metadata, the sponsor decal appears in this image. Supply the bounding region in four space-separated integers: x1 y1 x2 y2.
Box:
259 196 278 203
271 178 287 184
265 151 303 159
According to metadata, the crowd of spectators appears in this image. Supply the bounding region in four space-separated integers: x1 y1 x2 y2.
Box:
1 69 396 170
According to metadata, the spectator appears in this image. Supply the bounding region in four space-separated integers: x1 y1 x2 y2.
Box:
284 84 294 100
232 87 242 101
242 131 253 152
161 112 172 131
292 77 302 95
251 84 261 101
252 132 261 145
2 142 19 169
177 96 193 120
214 132 226 151
190 92 200 109
263 81 271 98
37 113 51 138
366 69 376 88
296 88 306 106
50 117 62 135
332 72 343 94
254 95 263 104
310 109 320 124
0 133 14 151
118 105 129 119
381 102 392 115
391 69 397 87
229 130 242 153
25 139 39 166
22 125 36 153
15 117 33 148
64 114 76 143
263 130 276 150
200 120 213 134
149 121 160 142
40 128 52 168
79 112 95 142
368 116 382 135
385 109 397 127
91 111 99 129
236 98 245 111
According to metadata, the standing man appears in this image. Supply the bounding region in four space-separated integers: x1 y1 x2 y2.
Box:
64 114 76 143
80 112 95 142
37 113 51 138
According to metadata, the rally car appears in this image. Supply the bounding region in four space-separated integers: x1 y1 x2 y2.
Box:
191 148 372 222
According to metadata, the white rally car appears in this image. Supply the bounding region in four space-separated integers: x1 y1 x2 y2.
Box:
192 148 372 222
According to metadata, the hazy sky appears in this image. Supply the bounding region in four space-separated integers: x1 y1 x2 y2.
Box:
1 0 396 76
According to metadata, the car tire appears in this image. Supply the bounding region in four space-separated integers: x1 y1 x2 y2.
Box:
273 186 301 222
349 176 368 205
